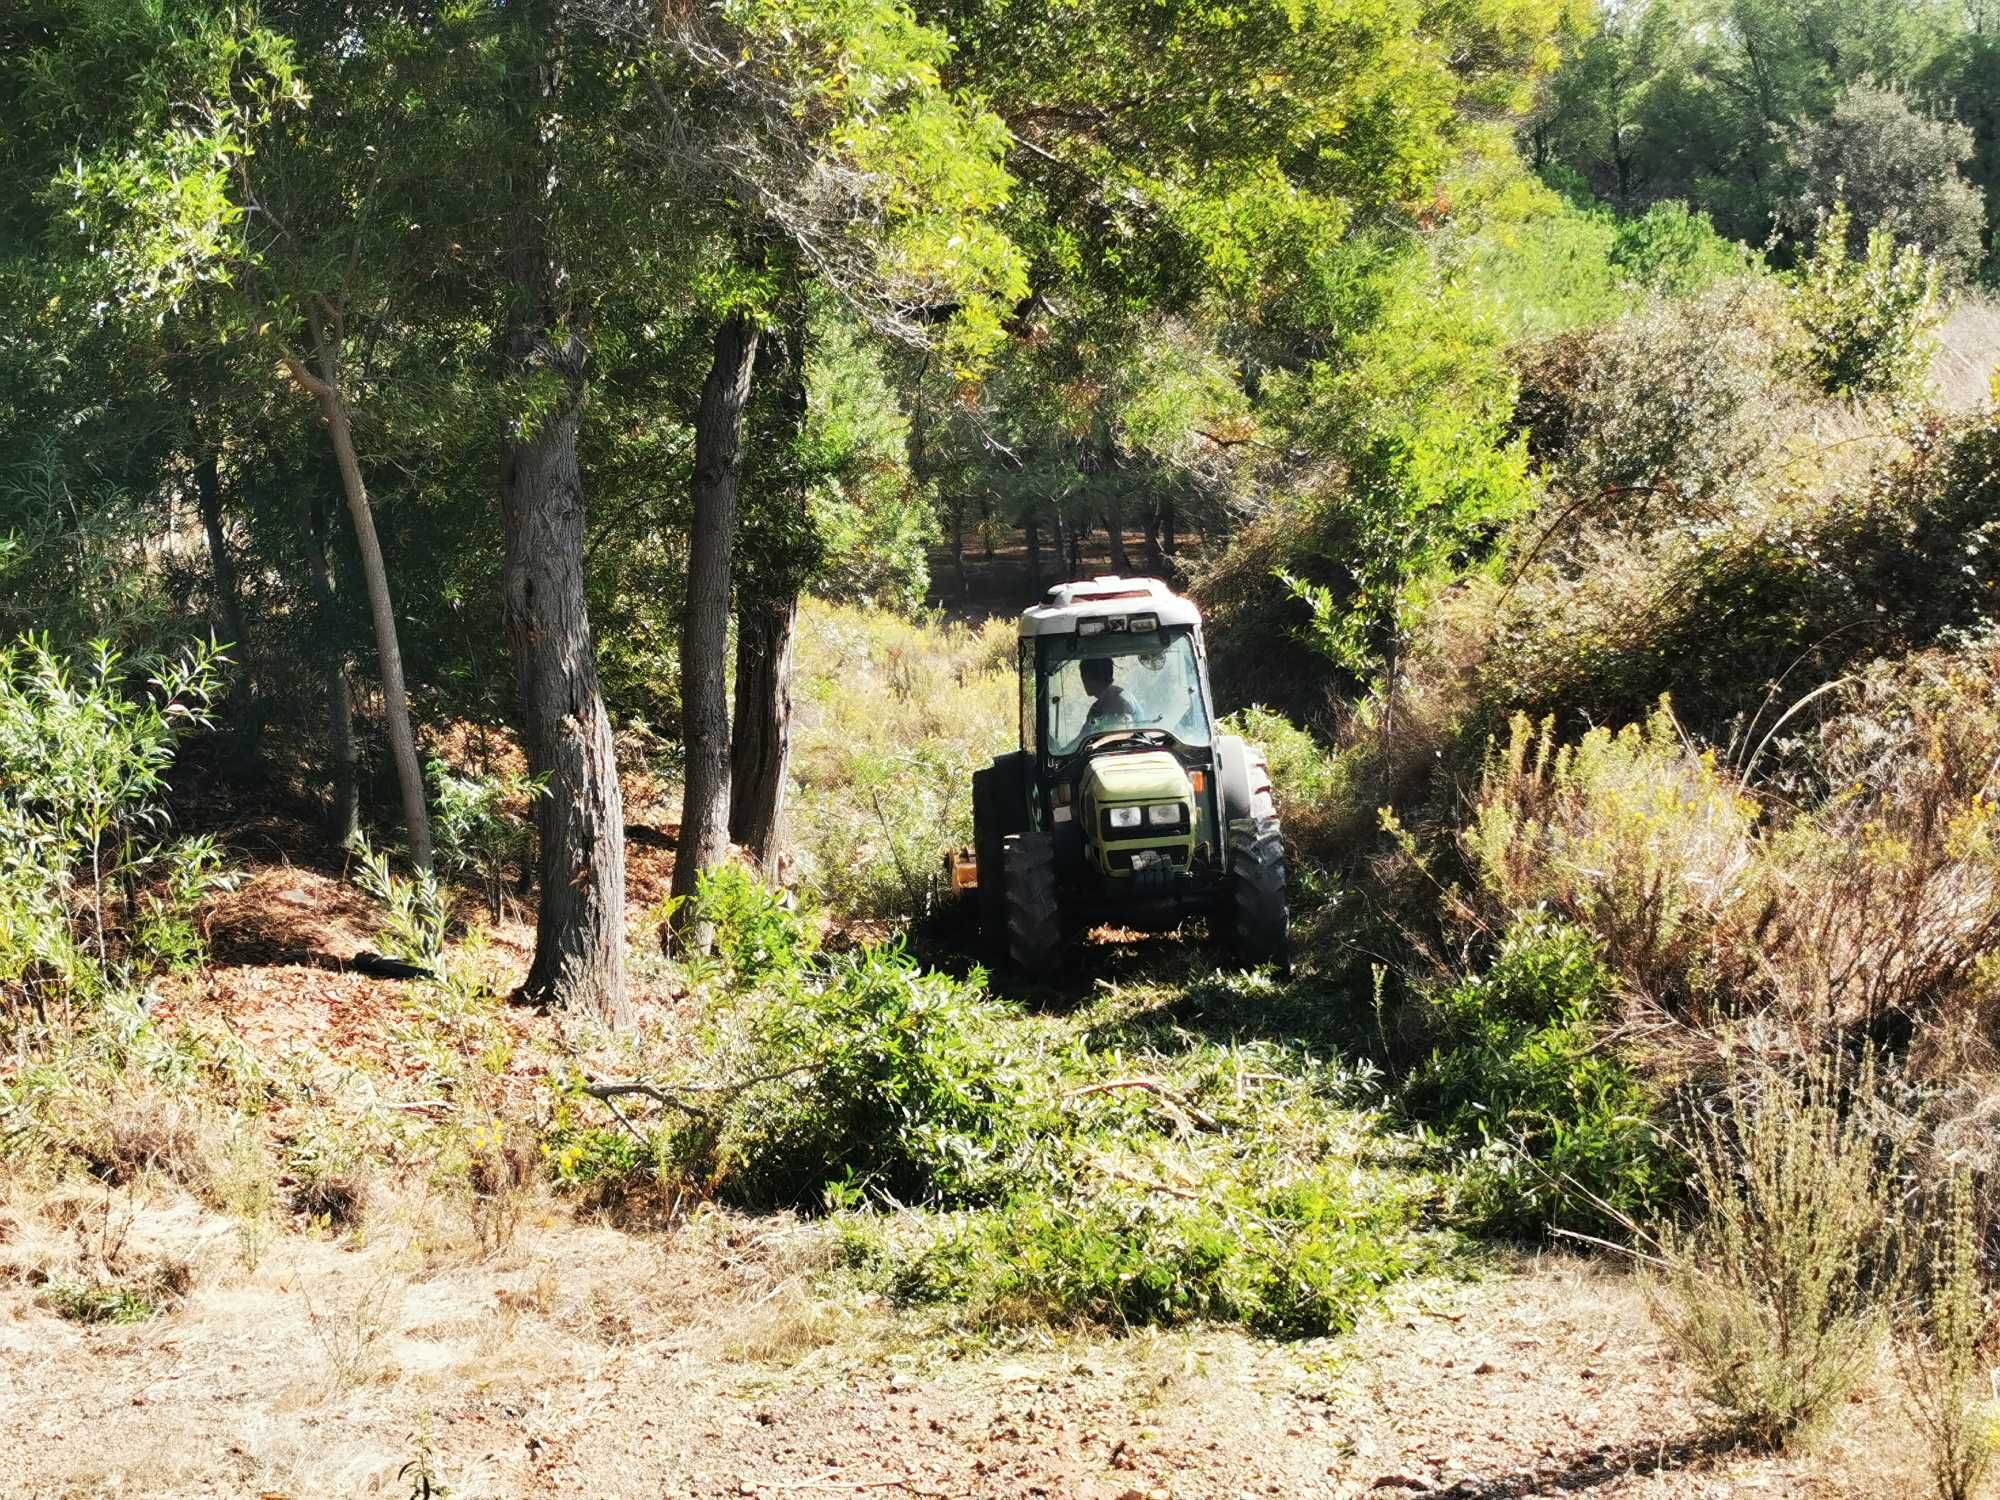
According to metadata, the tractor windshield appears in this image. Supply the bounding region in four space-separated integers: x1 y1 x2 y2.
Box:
1043 627 1212 756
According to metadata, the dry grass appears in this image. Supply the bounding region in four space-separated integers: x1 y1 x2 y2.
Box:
1463 631 2000 1083
789 600 1015 923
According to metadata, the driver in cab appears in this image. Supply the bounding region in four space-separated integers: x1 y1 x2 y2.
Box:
1080 655 1143 737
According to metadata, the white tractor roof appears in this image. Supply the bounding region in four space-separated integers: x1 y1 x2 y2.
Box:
1019 576 1202 637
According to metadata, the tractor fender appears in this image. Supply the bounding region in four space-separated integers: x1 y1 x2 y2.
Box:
1215 736 1277 825
984 750 1033 832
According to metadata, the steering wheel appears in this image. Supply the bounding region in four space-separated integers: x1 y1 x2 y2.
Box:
1079 727 1177 753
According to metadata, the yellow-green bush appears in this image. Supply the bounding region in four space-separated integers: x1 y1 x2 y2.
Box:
1465 704 1763 1017
788 602 1014 923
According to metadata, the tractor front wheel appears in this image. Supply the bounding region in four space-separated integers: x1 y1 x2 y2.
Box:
1225 819 1290 971
1003 831 1063 979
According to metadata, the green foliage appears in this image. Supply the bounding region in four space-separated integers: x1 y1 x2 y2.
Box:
40 1277 167 1326
1652 1055 1908 1448
1785 201 1944 401
1403 920 1669 1237
889 1167 1430 1338
0 635 231 1012
679 861 820 991
1608 200 1751 294
800 316 936 611
428 759 542 919
697 946 1042 1210
348 835 450 973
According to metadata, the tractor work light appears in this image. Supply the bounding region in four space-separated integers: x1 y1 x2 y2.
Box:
1077 618 1107 636
1127 613 1158 633
1107 805 1143 829
1146 803 1181 826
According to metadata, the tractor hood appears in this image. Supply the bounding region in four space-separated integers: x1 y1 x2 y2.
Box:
1081 751 1191 806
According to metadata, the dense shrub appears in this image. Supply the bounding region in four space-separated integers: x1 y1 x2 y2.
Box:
680 860 820 991
1403 920 1669 1237
887 1167 1430 1337
1484 408 2000 738
0 635 233 1016
1783 82 1986 285
694 945 1045 1211
1607 200 1750 295
1784 201 1943 402
1514 281 1790 514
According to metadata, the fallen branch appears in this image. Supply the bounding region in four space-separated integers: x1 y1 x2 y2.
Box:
1096 1161 1201 1201
581 1080 711 1118
1062 1077 1220 1131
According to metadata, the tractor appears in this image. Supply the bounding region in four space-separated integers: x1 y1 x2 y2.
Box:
953 576 1289 977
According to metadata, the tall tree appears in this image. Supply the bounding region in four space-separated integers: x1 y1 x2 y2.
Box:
25 4 439 866
492 5 633 1021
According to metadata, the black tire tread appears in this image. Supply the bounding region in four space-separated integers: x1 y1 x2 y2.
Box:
1004 831 1063 978
1226 818 1290 969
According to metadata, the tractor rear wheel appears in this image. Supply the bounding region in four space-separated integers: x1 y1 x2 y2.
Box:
1225 819 1290 971
1003 831 1063 979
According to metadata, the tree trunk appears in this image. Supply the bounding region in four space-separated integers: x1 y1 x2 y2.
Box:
305 491 359 844
670 311 761 937
728 314 808 879
949 495 967 594
192 451 263 774
1105 513 1131 573
499 364 630 1023
496 9 629 1022
1162 495 1178 570
1140 502 1166 577
294 314 432 871
1024 510 1042 591
729 592 796 876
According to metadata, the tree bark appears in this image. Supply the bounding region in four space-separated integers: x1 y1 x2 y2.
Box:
305 491 360 844
1105 512 1131 573
291 312 432 871
1161 494 1178 571
499 362 630 1023
192 450 263 774
1140 502 1166 577
670 311 761 936
728 315 809 878
496 7 629 1022
729 592 796 875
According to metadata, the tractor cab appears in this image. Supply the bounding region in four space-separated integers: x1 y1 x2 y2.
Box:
960 576 1288 977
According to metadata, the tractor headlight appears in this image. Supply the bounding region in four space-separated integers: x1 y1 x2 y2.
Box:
1146 802 1183 826
1107 805 1143 830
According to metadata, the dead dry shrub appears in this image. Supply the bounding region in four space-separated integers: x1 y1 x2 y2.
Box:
1514 281 1794 525
1650 1054 1907 1448
1464 704 1764 1018
1898 1173 2000 1500
1767 637 2000 1037
74 1085 223 1197
1466 638 2000 1068
463 1119 539 1252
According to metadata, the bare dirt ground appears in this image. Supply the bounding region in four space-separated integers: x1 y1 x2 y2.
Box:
0 1200 1923 1500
